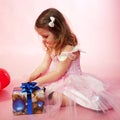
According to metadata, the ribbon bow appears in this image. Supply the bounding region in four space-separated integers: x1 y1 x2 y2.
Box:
20 82 40 114
48 16 55 27
21 82 40 93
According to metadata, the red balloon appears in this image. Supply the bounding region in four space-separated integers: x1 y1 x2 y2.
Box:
0 68 10 90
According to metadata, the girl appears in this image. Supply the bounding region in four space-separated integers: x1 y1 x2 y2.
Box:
28 8 120 120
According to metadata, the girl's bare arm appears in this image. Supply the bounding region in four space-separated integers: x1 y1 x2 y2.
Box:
29 52 52 81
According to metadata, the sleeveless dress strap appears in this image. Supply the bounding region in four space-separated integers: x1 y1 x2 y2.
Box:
58 46 80 61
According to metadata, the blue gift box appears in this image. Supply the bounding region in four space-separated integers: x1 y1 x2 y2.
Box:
12 82 45 115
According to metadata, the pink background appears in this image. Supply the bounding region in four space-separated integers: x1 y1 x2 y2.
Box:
0 0 120 82
0 0 120 120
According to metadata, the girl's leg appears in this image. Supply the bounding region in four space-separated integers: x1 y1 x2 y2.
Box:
51 92 74 107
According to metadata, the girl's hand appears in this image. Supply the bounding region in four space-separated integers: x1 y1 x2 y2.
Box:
24 75 35 83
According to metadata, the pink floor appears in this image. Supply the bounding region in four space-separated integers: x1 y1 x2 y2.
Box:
0 79 120 120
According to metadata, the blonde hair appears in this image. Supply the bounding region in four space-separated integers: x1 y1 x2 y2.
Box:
35 8 78 54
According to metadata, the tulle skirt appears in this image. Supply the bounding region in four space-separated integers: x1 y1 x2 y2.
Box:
42 73 120 120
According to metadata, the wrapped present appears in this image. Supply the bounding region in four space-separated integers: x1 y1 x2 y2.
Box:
12 82 45 115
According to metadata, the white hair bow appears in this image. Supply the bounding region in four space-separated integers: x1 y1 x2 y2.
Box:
48 16 55 27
